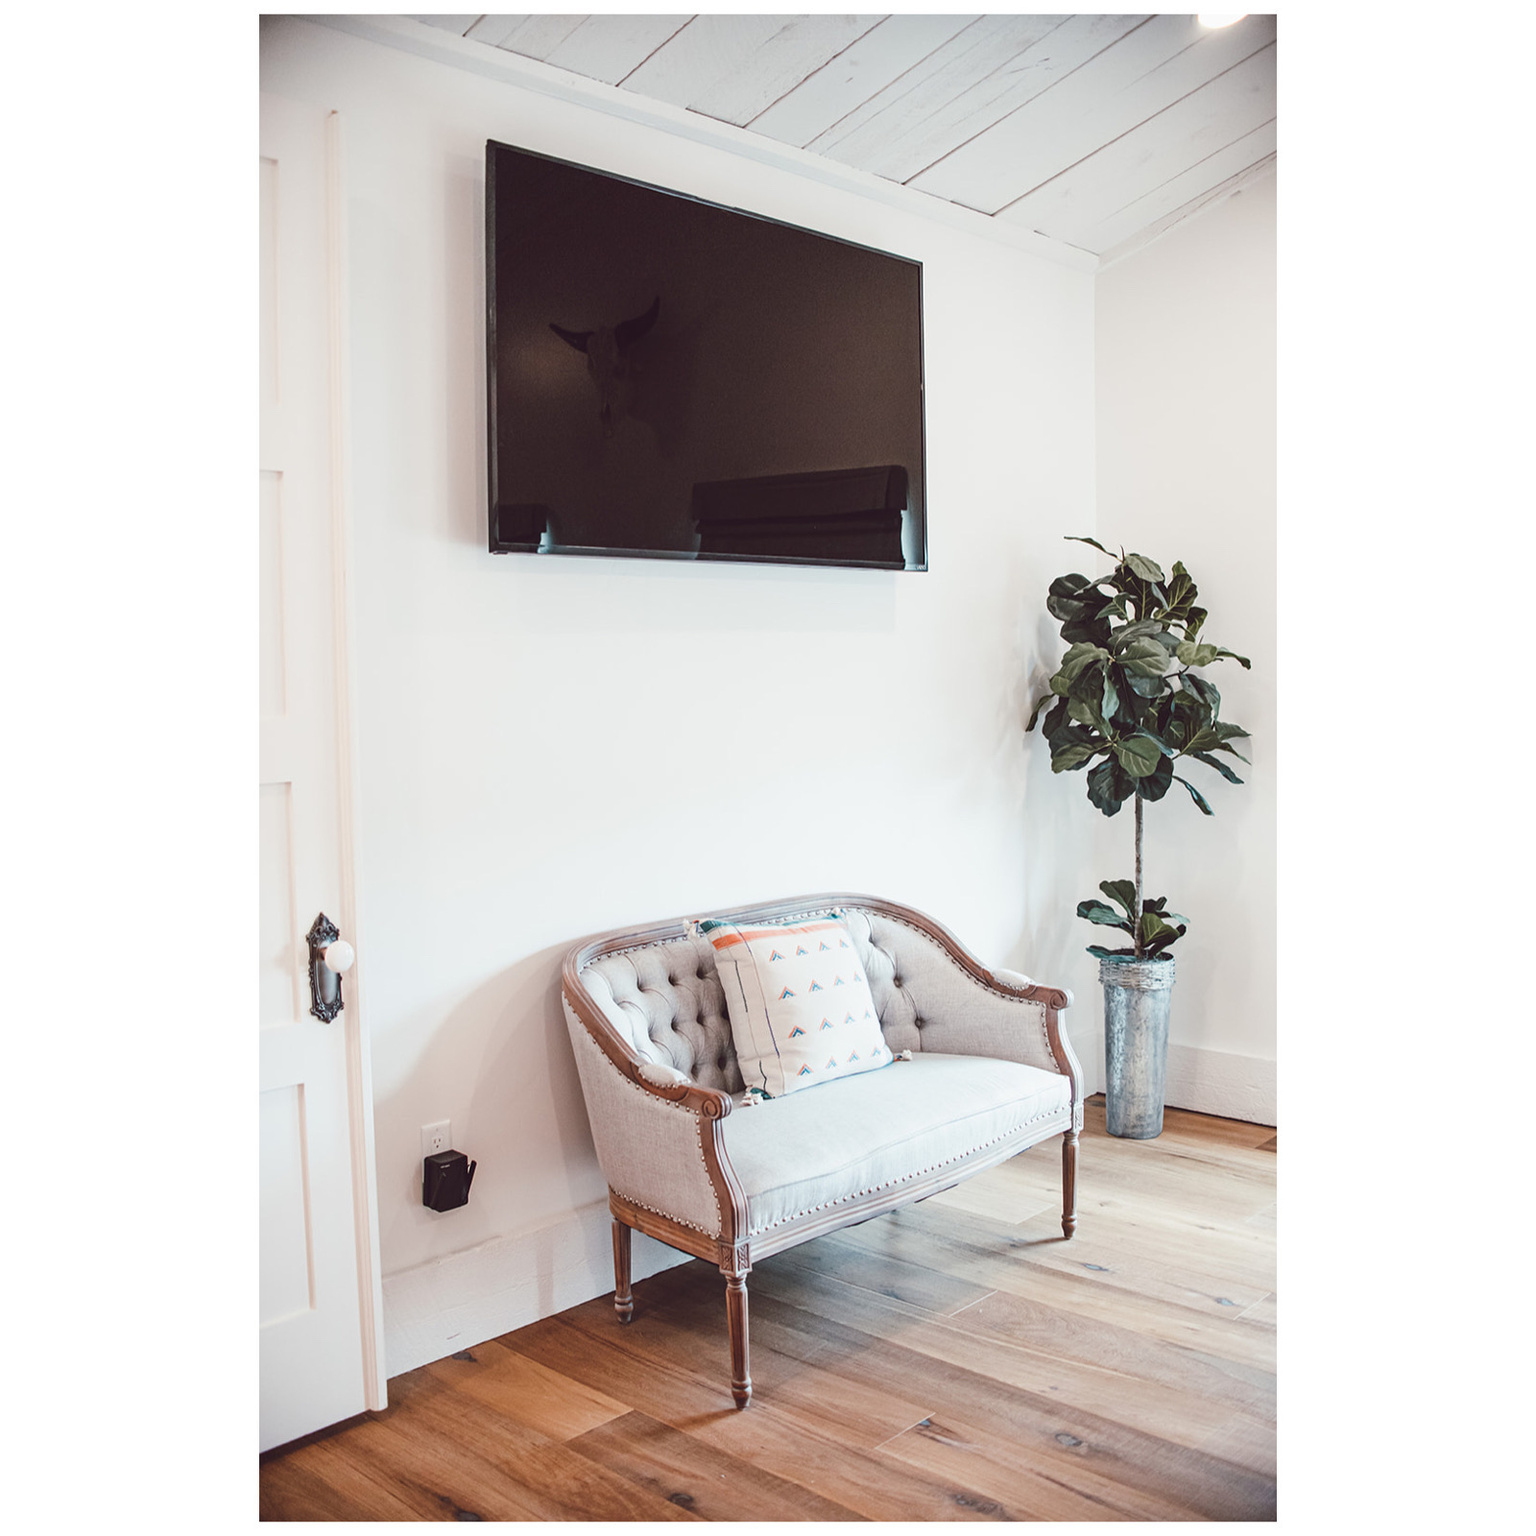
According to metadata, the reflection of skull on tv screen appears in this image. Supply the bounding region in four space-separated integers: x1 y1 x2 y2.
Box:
548 296 660 437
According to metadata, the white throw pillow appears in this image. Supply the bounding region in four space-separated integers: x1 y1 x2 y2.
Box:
699 912 890 1098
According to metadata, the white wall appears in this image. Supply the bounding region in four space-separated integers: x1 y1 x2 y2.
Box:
1094 174 1277 1121
261 18 1100 1376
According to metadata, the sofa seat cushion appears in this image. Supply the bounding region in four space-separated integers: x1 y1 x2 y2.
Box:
720 1052 1071 1239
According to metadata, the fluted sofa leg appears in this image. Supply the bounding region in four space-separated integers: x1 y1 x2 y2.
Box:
1062 1129 1079 1239
725 1273 752 1408
612 1218 634 1323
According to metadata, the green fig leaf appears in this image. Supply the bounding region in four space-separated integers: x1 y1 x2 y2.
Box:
1182 672 1221 716
1124 552 1166 584
1076 900 1132 930
1176 640 1220 668
1139 753 1174 801
1143 923 1186 957
1111 619 1164 651
1112 734 1162 778
1191 749 1244 784
1162 562 1200 625
1174 775 1213 815
1118 637 1169 679
1087 757 1133 816
1047 573 1106 623
1060 616 1114 646
1051 742 1098 772
1064 535 1118 559
1054 643 1111 689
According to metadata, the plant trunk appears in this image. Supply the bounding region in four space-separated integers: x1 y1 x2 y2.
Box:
1133 790 1144 960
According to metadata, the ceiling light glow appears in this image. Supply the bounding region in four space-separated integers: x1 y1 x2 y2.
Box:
1198 13 1247 25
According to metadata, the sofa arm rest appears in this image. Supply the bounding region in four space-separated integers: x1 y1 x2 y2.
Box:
563 997 738 1240
994 968 1074 1010
992 971 1083 1122
915 970 1080 1100
849 901 1081 1115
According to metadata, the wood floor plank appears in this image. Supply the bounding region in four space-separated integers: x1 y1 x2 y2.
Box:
278 1415 536 1521
1014 1202 1278 1294
696 1403 1017 1521
879 1411 1275 1522
750 1253 1261 1452
553 1283 845 1415
1141 1101 1276 1150
497 1313 735 1424
1236 1291 1277 1330
558 1273 939 1449
923 1174 1057 1224
949 1137 1277 1230
566 1410 862 1521
826 1218 1276 1368
938 1287 1276 1423
1078 1094 1274 1148
419 1338 630 1440
259 1105 1276 1520
758 1230 998 1317
259 1442 429 1521
849 1198 1275 1324
743 1283 1280 1500
316 1381 696 1521
1125 1119 1277 1164
1199 1411 1279 1481
580 1253 1265 1492
877 1416 1155 1522
505 1315 1013 1520
847 1204 1273 1323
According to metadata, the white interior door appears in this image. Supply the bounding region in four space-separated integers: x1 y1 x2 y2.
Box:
260 93 385 1453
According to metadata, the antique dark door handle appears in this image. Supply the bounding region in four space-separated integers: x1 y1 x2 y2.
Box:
305 912 354 1023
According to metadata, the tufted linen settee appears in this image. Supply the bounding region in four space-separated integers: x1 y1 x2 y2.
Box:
561 893 1083 1408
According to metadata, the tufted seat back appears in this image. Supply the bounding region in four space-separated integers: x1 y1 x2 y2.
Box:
578 905 957 1090
581 933 742 1093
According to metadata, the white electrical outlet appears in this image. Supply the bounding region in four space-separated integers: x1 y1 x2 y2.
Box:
421 1121 451 1158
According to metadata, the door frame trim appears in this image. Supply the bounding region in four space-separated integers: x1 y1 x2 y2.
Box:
321 106 387 1414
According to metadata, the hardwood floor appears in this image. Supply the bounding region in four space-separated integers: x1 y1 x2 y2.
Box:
260 1098 1276 1521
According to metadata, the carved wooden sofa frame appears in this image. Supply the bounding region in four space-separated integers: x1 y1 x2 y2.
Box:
561 892 1082 1409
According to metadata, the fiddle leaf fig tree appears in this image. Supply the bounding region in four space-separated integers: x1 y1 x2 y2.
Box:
1026 537 1252 961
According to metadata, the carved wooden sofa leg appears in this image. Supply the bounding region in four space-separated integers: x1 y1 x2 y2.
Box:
612 1218 634 1323
724 1271 752 1409
1062 1129 1079 1239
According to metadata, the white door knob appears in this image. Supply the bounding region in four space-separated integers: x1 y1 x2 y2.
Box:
323 939 355 975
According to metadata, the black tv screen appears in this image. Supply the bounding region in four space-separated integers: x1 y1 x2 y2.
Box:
486 140 926 571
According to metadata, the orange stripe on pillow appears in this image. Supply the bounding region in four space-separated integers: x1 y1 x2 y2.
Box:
705 919 844 951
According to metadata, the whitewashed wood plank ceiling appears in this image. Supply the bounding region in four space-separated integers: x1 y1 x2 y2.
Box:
412 14 1277 263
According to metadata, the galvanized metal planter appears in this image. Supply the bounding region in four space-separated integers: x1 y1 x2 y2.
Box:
1100 955 1176 1139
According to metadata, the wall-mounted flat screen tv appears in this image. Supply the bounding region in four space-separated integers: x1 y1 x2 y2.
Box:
486 140 926 571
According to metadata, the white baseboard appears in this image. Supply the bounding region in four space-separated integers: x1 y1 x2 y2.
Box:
381 1200 691 1380
1070 1024 1275 1126
1163 1043 1276 1125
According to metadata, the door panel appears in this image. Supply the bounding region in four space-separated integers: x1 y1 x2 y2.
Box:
259 93 384 1453
259 1084 313 1324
